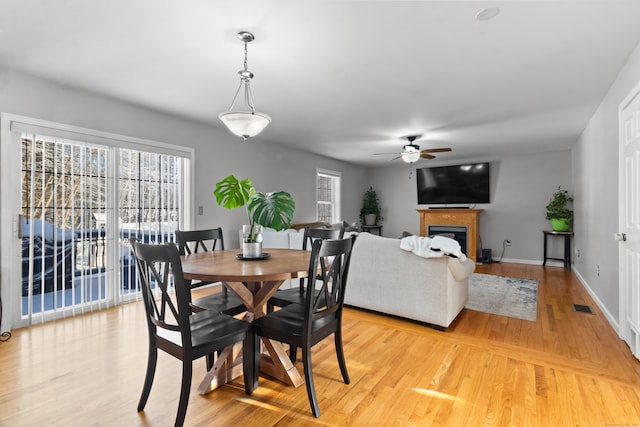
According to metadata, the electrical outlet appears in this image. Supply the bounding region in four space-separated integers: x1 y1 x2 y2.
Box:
504 239 512 246
198 206 204 216
596 264 600 276
575 248 580 258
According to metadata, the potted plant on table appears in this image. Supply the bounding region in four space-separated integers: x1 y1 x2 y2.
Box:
360 186 382 226
545 186 573 231
214 175 295 257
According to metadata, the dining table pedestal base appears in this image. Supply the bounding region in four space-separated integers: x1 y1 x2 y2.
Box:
197 338 304 394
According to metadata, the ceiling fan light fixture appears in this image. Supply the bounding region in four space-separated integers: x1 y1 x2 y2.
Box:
401 144 420 163
401 152 421 163
219 31 271 141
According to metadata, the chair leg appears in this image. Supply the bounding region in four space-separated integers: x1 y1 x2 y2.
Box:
175 361 192 427
244 327 259 394
137 345 158 411
335 329 350 384
267 300 274 313
289 345 297 363
251 332 261 391
206 352 216 371
302 345 320 417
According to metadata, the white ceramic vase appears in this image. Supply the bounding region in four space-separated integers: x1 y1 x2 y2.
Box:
242 224 263 258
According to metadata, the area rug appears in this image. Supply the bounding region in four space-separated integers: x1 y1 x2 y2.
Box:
466 273 538 322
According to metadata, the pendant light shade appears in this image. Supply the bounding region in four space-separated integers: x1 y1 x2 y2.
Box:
219 31 271 141
218 111 271 140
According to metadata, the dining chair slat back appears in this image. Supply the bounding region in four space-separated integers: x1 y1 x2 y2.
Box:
267 224 344 311
175 228 246 316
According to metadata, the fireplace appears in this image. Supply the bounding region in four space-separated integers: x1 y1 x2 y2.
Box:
428 225 468 256
417 209 483 262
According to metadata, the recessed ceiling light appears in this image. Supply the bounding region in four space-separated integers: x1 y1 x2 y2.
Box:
476 7 500 21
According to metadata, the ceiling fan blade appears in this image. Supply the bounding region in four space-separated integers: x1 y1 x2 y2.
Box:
420 147 452 154
373 152 402 156
391 155 402 161
420 153 436 160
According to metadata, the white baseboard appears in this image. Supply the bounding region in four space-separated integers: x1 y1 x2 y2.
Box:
485 257 564 267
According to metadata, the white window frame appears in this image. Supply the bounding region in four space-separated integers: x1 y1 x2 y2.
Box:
316 168 341 224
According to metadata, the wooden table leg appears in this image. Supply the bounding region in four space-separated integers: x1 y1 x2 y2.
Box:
259 338 304 387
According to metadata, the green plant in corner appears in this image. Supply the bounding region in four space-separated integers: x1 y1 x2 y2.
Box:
545 186 574 231
214 175 295 241
360 186 383 225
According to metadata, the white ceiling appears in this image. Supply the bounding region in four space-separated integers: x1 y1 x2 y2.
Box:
2 0 640 167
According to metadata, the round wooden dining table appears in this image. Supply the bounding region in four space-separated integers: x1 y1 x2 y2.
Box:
181 248 311 393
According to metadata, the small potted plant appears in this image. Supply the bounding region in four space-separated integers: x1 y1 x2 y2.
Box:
360 186 382 226
545 186 574 231
214 175 295 257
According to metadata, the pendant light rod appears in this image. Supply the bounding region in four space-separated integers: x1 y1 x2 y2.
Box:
219 31 271 140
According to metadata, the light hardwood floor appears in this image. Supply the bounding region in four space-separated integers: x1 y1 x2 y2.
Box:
1 262 640 426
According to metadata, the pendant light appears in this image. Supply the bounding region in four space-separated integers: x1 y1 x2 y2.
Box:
219 31 271 140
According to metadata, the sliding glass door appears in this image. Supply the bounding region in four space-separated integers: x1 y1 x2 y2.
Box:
1 114 192 329
19 135 187 322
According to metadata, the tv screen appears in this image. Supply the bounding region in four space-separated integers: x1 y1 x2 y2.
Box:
416 162 490 204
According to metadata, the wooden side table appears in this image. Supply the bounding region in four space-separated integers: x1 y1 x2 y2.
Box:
361 225 382 236
542 230 574 269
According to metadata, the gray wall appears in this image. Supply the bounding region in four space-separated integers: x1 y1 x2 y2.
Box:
0 69 367 248
572 39 640 325
366 150 572 263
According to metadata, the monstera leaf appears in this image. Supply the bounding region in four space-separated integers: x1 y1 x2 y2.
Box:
249 191 295 231
214 175 255 210
214 174 295 236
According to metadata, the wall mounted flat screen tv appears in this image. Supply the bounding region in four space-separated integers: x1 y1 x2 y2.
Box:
416 162 490 204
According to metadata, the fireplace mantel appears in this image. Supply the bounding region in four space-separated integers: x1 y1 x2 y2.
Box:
417 209 483 262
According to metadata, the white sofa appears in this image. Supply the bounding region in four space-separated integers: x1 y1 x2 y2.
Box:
344 232 475 329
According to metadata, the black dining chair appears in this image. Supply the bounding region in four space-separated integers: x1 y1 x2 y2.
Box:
130 238 255 427
252 234 356 417
267 225 344 312
175 228 246 316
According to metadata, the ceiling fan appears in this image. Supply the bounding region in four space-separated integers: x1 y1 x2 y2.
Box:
374 135 452 163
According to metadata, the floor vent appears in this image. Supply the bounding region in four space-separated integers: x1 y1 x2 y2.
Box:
571 304 595 315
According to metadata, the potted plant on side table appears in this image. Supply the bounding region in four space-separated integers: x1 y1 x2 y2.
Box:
360 186 382 226
545 186 573 231
214 175 295 258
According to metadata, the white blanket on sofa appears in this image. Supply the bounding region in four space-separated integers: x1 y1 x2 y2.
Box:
400 235 467 261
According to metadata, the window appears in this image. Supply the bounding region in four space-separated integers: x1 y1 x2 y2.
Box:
316 169 341 223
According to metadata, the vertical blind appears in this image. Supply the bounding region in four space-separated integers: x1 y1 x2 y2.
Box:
19 132 188 324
